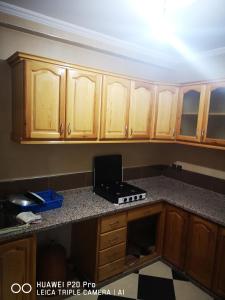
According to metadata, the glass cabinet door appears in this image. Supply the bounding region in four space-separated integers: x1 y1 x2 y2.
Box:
204 84 225 144
177 85 205 142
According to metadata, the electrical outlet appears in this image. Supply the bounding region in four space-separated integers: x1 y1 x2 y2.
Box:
171 163 182 171
176 164 182 171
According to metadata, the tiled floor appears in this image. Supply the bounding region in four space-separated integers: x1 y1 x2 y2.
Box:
68 261 214 300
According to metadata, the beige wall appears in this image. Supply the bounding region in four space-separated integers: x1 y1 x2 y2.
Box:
166 144 225 174
0 26 173 82
0 26 225 181
173 54 225 83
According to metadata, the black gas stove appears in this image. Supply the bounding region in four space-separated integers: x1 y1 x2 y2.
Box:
93 155 146 204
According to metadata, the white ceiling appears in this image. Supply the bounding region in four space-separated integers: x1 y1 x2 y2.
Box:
1 0 225 65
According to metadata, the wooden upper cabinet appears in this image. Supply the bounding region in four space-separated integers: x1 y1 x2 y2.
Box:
100 75 130 139
128 81 155 139
8 53 225 147
163 205 188 269
213 227 225 298
25 60 66 139
202 82 225 146
154 85 178 139
185 215 218 289
176 85 206 142
66 69 102 139
0 236 36 300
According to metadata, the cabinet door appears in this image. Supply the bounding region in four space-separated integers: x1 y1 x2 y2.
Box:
154 85 178 139
66 69 102 139
202 82 225 146
0 236 36 300
176 85 206 142
128 81 155 139
185 215 217 288
100 76 130 139
213 227 225 298
163 205 188 269
25 60 66 139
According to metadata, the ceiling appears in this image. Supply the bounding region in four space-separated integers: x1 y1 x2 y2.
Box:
1 0 225 64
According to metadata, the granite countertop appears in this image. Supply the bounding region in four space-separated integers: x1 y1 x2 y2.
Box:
1 176 225 242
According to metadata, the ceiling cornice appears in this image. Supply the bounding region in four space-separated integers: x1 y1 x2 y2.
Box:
0 1 177 69
1 1 225 68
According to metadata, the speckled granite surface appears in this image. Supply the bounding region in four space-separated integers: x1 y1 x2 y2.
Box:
1 176 225 242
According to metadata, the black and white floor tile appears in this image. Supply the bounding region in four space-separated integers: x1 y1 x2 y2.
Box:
69 261 214 300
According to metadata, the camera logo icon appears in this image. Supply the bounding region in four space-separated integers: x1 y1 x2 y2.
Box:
11 283 32 294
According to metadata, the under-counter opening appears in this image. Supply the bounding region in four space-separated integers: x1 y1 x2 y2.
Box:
125 214 159 267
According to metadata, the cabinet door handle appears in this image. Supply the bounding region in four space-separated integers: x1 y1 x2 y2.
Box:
201 130 204 138
130 128 133 136
125 125 128 136
110 237 119 244
67 123 71 135
173 128 175 137
59 123 64 135
109 221 119 228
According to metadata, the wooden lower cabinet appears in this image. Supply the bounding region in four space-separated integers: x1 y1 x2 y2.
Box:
100 212 127 234
98 258 125 282
213 227 225 298
99 228 127 250
0 203 222 298
163 205 188 269
71 204 165 283
71 214 127 282
0 235 36 300
71 202 223 299
185 215 218 289
71 218 99 282
98 243 126 266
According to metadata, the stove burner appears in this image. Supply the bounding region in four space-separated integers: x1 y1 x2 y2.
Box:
93 155 146 205
94 182 146 205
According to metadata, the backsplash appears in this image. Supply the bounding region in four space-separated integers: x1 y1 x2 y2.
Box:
163 166 225 195
0 164 224 197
